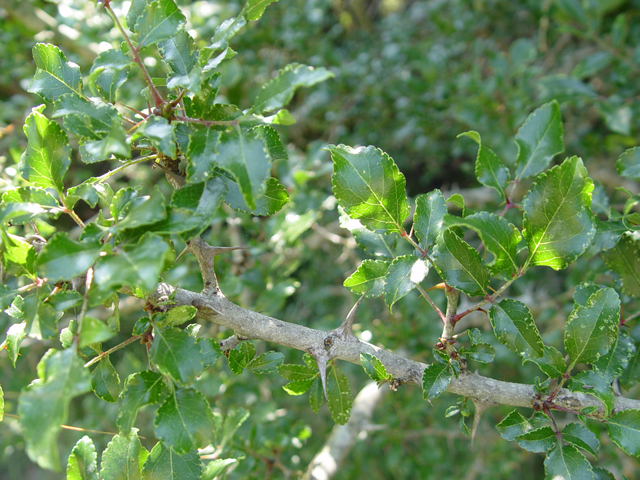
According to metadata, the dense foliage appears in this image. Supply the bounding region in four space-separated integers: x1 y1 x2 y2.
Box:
2 1 640 479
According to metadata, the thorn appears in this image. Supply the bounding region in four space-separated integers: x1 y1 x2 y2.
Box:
337 291 367 338
470 398 492 446
175 245 189 262
312 350 330 400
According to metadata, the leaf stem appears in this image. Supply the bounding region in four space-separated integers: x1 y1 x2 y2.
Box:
452 274 520 322
93 155 159 183
84 334 142 368
416 284 445 322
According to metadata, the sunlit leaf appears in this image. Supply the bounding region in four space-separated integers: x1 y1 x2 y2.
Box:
326 364 352 425
459 131 509 197
141 443 201 480
422 362 452 400
414 189 447 249
490 299 544 359
150 327 203 385
344 259 389 298
117 371 167 435
360 353 390 383
135 0 186 48
66 436 98 480
100 429 149 480
28 43 83 101
383 255 427 310
544 444 594 480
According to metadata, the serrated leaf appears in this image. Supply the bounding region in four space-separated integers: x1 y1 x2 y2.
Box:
459 131 509 197
523 345 567 378
136 116 177 159
496 410 533 441
89 49 132 104
91 358 121 403
185 127 221 182
568 370 615 416
154 305 198 328
0 231 36 277
414 189 447 249
117 371 167 435
422 362 452 400
28 43 83 101
605 409 640 456
223 176 289 216
278 364 317 381
36 233 102 281
602 236 640 297
5 322 27 367
2 186 60 211
282 379 315 395
252 63 333 114
135 0 186 48
515 100 564 180
53 94 119 138
228 342 256 374
592 467 616 480
100 429 149 480
19 105 70 192
383 255 426 310
490 299 544 359
544 444 594 480
594 330 635 383
431 229 489 297
616 147 640 179
360 353 390 382
352 228 397 258
18 348 91 471
66 436 98 480
562 423 599 457
344 259 389 297
155 388 215 454
326 364 352 425
141 443 201 480
515 426 556 452
158 30 201 92
150 327 203 385
246 351 284 374
328 144 409 234
522 156 595 270
564 287 620 366
460 343 495 363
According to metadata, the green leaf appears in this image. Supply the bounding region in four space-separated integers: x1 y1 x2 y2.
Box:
490 299 544 359
562 423 599 457
246 351 284 374
496 410 533 441
515 100 564 180
155 388 215 454
522 156 595 270
203 459 237 480
141 443 202 480
244 0 280 20
215 408 250 453
567 370 615 416
414 189 447 249
593 330 635 383
328 144 410 234
344 259 389 298
606 410 640 456
515 426 556 452
616 147 640 179
282 379 315 395
66 436 98 480
620 343 640 389
544 444 594 480
278 363 317 381
383 255 428 310
422 362 452 400
135 0 186 48
309 377 323 413
459 131 509 197
88 49 132 104
252 63 334 114
117 371 167 435
185 127 221 182
18 348 91 471
592 467 617 480
159 30 201 92
523 345 567 379
28 43 83 101
0 231 36 277
53 94 119 138
222 176 289 216
154 305 198 328
136 116 177 159
602 236 640 297
5 322 27 367
326 364 352 425
460 343 495 363
100 429 149 480
36 233 102 281
360 353 390 383
150 327 203 385
79 316 116 347
91 358 121 403
228 342 256 374
0 383 3 422
564 287 620 366
19 105 70 192
431 230 489 297
2 186 60 212
446 212 521 277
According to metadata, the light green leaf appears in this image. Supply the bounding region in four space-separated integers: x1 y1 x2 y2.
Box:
222 176 289 216
360 353 390 383
605 409 640 456
141 443 201 480
544 444 594 480
522 156 595 270
135 0 186 48
185 127 221 182
155 388 215 454
53 94 119 138
490 299 544 359
100 429 149 480
602 236 640 297
278 364 317 381
563 423 599 457
422 362 452 400
252 63 334 114
282 379 315 395
91 358 121 403
28 43 83 101
36 233 102 281
414 189 447 249
5 322 27 367
564 287 620 366
328 144 410 234
203 459 237 480
616 147 640 179
154 305 198 328
0 231 36 277
0 383 3 422
66 436 98 480
459 131 509 197
246 351 284 374
228 342 256 375
344 259 389 298
158 30 200 92
515 426 556 452
136 116 177 159
496 410 532 441
244 0 280 20
79 316 116 347
117 371 167 435
383 255 427 310
88 49 132 104
2 187 61 211
20 105 70 192
150 327 203 385
326 364 352 425
18 348 91 471
431 230 489 297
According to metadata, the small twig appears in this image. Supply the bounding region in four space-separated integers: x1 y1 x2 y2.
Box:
84 335 142 368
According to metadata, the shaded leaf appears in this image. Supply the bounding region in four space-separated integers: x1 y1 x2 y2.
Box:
496 410 533 441
602 235 640 297
246 351 284 374
544 444 594 480
79 315 116 347
136 116 177 159
593 330 635 383
360 353 390 383
326 364 352 425
459 131 509 197
117 371 167 435
158 30 201 92
490 299 544 359
383 255 427 310
515 426 556 452
422 362 452 400
36 233 102 281
223 176 289 216
523 345 566 378
460 343 495 363
228 342 256 375
135 0 186 48
605 410 640 457
567 370 615 416
91 358 121 403
563 423 599 457
88 49 131 104
414 189 447 249
616 147 640 179
141 443 201 480
150 327 203 385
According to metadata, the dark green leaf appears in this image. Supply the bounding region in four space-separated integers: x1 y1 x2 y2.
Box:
326 364 352 425
23 294 58 340
198 338 223 368
309 377 323 413
18 348 91 470
490 299 544 359
606 410 640 456
602 236 640 297
141 443 201 480
616 147 640 179
573 282 603 307
216 408 249 452
328 144 410 234
414 189 447 249
251 125 288 162
91 358 121 403
185 127 221 182
562 423 599 457
150 327 203 385
28 43 83 101
222 176 289 216
422 362 452 400
351 228 397 258
88 49 132 104
66 436 98 480
524 345 566 378
459 131 509 197
36 233 102 281
100 429 149 480
496 410 533 441
0 384 3 422
620 343 640 389
158 30 201 92
117 371 167 435
567 371 615 416
135 0 186 48
53 94 120 138
522 156 595 270
344 259 389 298
515 426 556 452
544 444 594 480
136 116 177 159
460 343 495 363
383 255 428 310
594 330 635 383
592 467 617 480
360 353 390 382
0 231 36 277
431 230 489 297
278 364 317 381
246 351 284 374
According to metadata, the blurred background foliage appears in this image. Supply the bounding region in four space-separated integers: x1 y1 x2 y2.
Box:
1 0 640 478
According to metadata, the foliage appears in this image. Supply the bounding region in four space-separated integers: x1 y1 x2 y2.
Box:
1 1 640 479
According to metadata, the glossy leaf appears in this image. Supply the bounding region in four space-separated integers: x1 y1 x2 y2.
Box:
431 229 489 297
360 353 390 383
422 362 452 400
5 321 27 367
222 176 289 216
544 444 594 480
522 156 595 270
309 377 323 413
117 371 167 435
135 0 186 48
562 423 599 457
100 429 149 480
2 186 60 211
91 358 121 403
28 43 83 101
606 409 640 457
170 178 226 236
383 255 427 310
567 370 615 416
88 49 131 104
523 345 566 379
496 410 532 441
414 189 447 249
36 233 102 281
602 235 640 297
66 436 98 480
155 388 215 453
515 426 556 452
185 127 220 183
136 116 177 159
158 30 201 92
616 147 640 179
564 287 620 366
278 363 317 381
246 351 284 374
328 144 410 234
326 364 352 425
459 131 509 197
460 343 495 363
244 0 280 20
344 259 389 298
490 299 544 359
515 100 564 180
0 231 36 277
150 327 203 385
593 330 635 382
141 443 201 480
18 348 91 471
